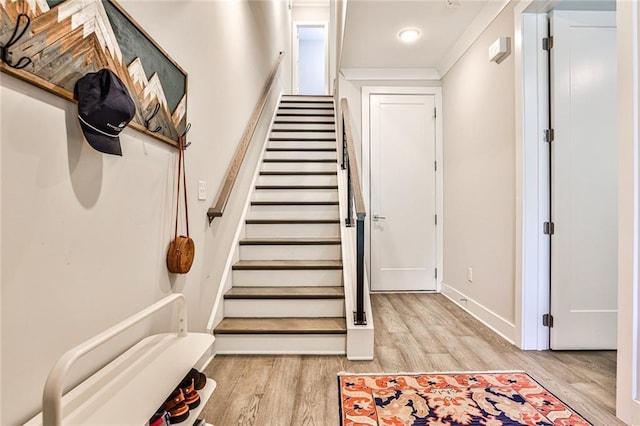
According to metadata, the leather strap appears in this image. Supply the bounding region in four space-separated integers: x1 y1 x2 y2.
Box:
174 136 189 239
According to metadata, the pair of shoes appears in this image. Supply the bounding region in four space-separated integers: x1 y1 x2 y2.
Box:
152 369 207 425
181 377 201 410
181 368 207 391
160 389 190 424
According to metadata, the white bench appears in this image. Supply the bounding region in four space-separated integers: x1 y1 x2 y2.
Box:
25 294 216 426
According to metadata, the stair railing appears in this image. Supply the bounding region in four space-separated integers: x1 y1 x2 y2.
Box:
340 98 367 325
207 52 284 224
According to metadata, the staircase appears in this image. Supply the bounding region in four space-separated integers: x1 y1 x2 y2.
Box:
214 95 347 355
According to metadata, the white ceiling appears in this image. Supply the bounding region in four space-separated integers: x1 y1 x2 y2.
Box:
341 0 490 71
340 0 617 78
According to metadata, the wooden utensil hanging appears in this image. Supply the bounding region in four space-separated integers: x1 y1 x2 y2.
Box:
166 136 194 273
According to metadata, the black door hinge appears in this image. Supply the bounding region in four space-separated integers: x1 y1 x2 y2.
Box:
543 222 555 235
543 37 554 50
543 313 554 327
544 128 555 143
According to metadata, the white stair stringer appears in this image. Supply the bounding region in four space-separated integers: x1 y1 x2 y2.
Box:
214 95 346 355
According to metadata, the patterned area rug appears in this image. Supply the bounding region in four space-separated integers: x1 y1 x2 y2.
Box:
338 371 592 426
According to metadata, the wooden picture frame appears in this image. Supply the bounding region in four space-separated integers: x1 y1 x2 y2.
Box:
0 0 188 147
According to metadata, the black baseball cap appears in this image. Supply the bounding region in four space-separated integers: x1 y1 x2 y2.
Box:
73 69 136 156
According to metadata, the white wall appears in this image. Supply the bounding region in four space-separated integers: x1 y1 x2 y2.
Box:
292 5 329 22
0 1 290 424
440 2 517 339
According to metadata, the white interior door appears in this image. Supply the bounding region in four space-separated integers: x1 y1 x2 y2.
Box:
550 10 617 349
370 94 437 292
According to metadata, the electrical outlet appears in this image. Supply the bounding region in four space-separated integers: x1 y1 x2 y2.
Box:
198 180 207 201
467 267 473 282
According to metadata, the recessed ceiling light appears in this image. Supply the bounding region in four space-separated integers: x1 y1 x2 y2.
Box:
398 28 421 43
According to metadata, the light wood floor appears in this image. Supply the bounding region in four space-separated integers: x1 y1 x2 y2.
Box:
201 293 621 425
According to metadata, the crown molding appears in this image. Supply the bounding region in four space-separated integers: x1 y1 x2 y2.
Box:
340 68 441 81
437 0 511 78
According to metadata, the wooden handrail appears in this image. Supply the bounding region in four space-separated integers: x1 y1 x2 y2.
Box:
207 52 284 223
340 98 366 219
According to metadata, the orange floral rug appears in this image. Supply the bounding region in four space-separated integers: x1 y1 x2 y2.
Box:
338 372 592 426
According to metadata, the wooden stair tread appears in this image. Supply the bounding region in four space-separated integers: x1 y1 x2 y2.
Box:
276 113 334 117
267 141 337 144
280 100 333 103
232 260 342 270
259 171 337 176
225 286 344 299
262 159 337 163
214 317 346 334
274 120 335 124
270 129 336 133
255 185 338 190
250 200 339 206
266 148 337 152
246 218 340 224
239 237 341 245
279 106 334 110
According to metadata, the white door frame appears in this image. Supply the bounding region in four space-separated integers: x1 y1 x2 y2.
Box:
514 4 551 352
292 21 329 95
362 86 444 293
515 0 638 422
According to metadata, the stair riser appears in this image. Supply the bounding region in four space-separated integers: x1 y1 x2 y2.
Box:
245 222 340 238
214 334 345 355
239 244 341 261
232 269 342 286
261 162 337 172
253 189 338 202
278 102 334 109
273 116 334 124
224 299 345 317
270 131 336 140
257 174 337 186
272 123 335 131
264 151 337 160
277 109 334 116
282 95 332 101
247 204 339 219
268 141 337 149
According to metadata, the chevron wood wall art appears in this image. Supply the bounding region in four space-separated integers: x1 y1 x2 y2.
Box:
0 0 188 147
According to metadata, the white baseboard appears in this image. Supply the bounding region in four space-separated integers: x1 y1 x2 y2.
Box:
440 282 516 344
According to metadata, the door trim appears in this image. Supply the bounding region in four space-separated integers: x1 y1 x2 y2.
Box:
514 5 551 352
362 86 443 293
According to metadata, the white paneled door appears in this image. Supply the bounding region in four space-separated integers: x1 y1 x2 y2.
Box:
550 11 617 349
370 94 437 292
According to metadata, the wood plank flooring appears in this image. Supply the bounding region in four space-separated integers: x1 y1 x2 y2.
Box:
201 293 621 425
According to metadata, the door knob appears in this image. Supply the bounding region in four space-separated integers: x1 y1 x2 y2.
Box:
372 214 387 221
